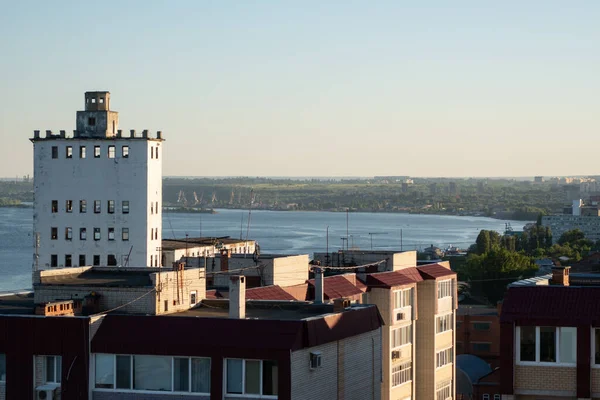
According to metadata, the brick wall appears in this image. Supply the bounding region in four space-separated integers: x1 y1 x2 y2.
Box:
291 340 338 399
514 365 577 394
592 368 600 396
342 329 382 400
93 392 209 400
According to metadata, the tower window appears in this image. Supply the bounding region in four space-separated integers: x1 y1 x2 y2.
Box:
108 200 115 214
108 228 115 241
79 255 86 266
65 227 72 241
93 255 100 266
107 255 117 266
52 146 58 159
94 200 101 213
155 147 159 159
91 98 96 104
150 147 154 159
51 200 58 213
51 255 58 268
122 228 129 241
94 228 101 241
66 200 73 213
94 146 101 158
66 146 73 159
122 146 129 158
99 98 104 104
80 228 86 240
51 227 58 240
108 145 115 158
80 146 86 159
80 200 87 213
88 117 96 126
122 200 130 214
65 254 72 267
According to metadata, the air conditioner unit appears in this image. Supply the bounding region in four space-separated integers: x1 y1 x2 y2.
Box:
310 351 322 370
35 385 56 400
396 312 405 321
391 350 400 360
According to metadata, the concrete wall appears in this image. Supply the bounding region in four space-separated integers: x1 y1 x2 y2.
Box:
290 329 381 400
151 268 206 314
163 240 256 267
392 251 417 270
212 255 308 288
415 280 437 400
33 134 163 270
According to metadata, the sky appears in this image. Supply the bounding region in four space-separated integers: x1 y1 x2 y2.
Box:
0 1 599 178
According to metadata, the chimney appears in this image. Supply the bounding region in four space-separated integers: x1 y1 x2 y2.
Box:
229 275 246 319
551 266 570 286
314 265 324 304
220 248 231 272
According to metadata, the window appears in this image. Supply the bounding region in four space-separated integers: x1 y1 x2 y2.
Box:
155 147 159 159
122 146 129 158
107 255 117 266
80 228 87 240
156 201 159 213
99 98 104 104
472 342 491 352
150 228 154 240
438 279 452 299
494 395 501 400
226 359 277 396
517 326 576 364
52 146 58 159
79 255 86 266
80 200 87 213
108 228 115 241
393 288 412 309
164 300 168 312
151 147 154 159
79 146 86 158
108 145 115 158
66 200 73 213
473 322 491 331
94 200 101 213
45 356 62 383
391 361 411 387
51 254 57 267
108 200 115 214
65 254 72 267
122 200 129 214
88 117 96 126
0 353 5 382
65 227 72 240
122 228 129 241
155 228 158 240
436 380 452 400
95 354 210 393
151 202 154 214
94 228 101 241
66 146 73 158
483 395 490 400
94 146 101 158
52 200 58 213
51 227 58 240
391 325 412 349
436 347 453 368
436 313 453 334
93 255 100 266
190 291 197 305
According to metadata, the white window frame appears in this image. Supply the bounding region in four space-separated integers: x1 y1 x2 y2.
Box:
494 395 501 400
436 346 453 369
224 358 278 397
391 324 412 350
516 326 577 366
45 355 62 384
93 354 211 394
393 288 412 310
436 312 453 334
483 395 490 400
437 279 452 299
435 379 452 400
391 360 412 388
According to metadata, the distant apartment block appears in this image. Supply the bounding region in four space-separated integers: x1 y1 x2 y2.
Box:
542 199 600 243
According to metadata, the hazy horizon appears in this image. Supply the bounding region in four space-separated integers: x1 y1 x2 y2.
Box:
1 1 599 178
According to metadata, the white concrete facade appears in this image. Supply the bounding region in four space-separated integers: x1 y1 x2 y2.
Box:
31 91 163 270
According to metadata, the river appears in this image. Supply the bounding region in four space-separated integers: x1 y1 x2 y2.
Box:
0 207 527 291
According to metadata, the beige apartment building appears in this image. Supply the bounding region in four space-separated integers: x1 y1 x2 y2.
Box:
364 260 457 400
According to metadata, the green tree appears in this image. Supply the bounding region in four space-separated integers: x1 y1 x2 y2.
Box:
558 229 586 245
476 230 491 254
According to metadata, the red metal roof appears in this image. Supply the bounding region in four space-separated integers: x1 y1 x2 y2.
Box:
501 285 600 326
366 270 417 288
246 285 297 301
307 275 363 300
417 263 456 280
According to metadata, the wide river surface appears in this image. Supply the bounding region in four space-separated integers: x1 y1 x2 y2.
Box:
0 207 527 291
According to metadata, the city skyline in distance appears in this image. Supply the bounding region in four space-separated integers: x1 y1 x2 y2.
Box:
1 1 599 178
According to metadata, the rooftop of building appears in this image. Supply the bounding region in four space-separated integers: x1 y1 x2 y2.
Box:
306 274 364 299
206 285 297 301
0 292 35 315
364 263 455 289
35 267 159 287
161 236 255 250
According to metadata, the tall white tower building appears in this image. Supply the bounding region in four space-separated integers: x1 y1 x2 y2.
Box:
31 91 163 269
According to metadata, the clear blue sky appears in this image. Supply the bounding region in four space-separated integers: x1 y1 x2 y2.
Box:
1 1 598 178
